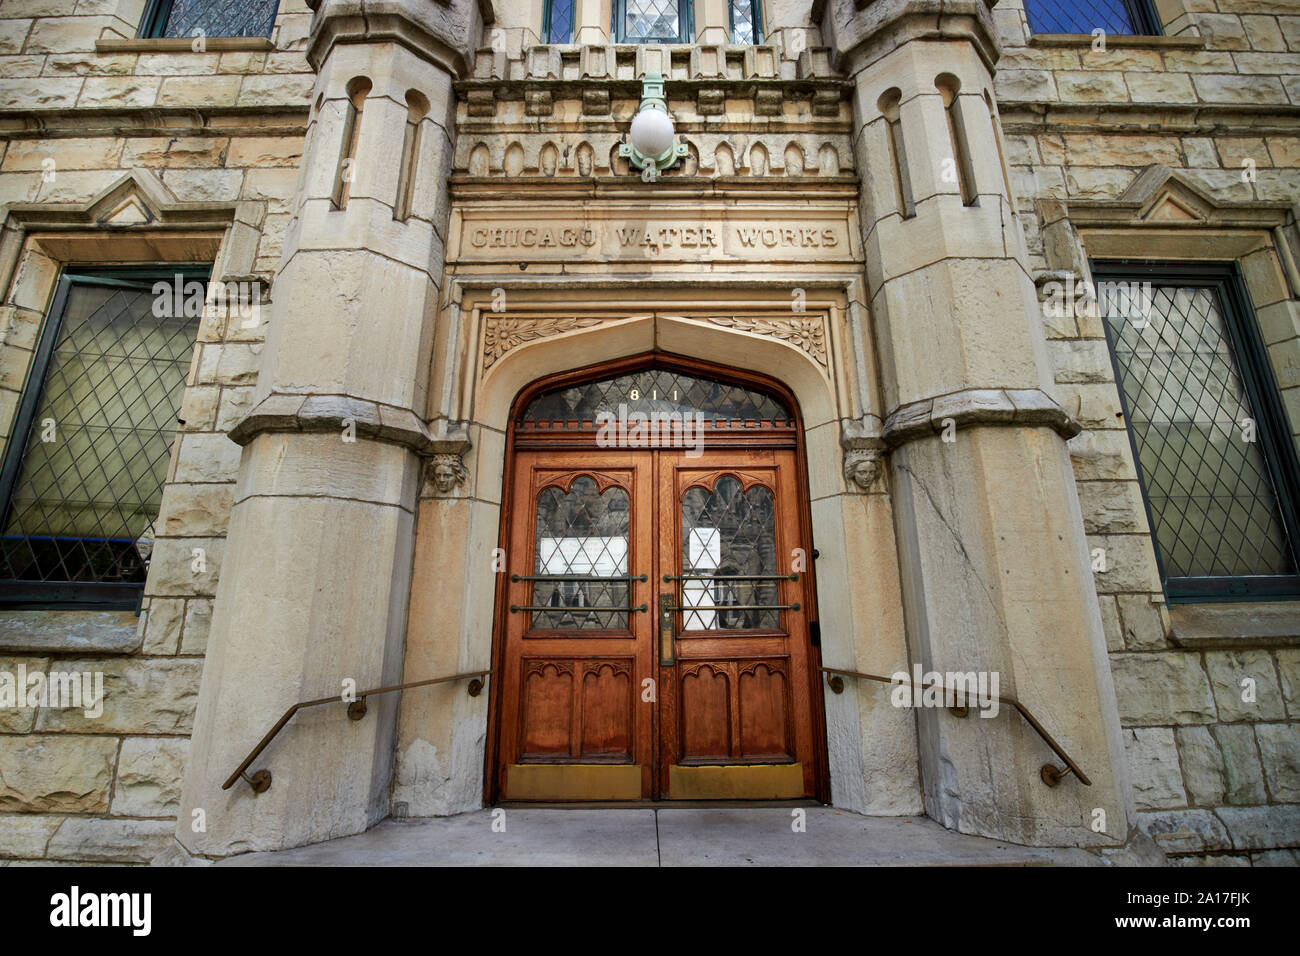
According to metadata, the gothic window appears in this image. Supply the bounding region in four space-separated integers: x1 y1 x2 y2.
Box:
730 0 762 44
614 0 693 44
139 0 279 40
1022 0 1161 36
545 0 575 43
0 270 206 609
1095 262 1300 601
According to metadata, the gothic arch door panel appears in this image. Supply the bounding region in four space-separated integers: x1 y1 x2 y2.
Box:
492 359 825 802
498 453 655 800
658 454 817 799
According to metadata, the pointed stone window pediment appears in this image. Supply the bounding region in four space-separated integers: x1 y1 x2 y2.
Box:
1065 164 1296 231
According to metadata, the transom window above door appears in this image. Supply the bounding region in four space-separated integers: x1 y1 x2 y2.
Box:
518 367 794 431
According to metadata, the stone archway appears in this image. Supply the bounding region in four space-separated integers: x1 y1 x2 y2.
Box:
392 308 921 818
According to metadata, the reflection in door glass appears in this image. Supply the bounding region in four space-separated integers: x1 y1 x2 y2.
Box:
532 476 630 629
680 476 778 630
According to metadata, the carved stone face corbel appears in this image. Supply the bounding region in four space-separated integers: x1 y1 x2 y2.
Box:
426 453 469 497
843 448 884 493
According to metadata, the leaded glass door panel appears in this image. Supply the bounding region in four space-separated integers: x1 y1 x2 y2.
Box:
656 450 817 799
498 452 655 800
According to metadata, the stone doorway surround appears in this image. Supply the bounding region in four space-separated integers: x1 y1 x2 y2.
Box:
391 275 926 823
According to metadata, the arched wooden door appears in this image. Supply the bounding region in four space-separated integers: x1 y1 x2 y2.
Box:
487 356 827 802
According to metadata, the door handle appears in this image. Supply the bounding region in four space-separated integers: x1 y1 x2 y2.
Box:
659 593 675 666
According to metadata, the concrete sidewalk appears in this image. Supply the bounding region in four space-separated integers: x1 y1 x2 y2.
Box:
217 808 1105 866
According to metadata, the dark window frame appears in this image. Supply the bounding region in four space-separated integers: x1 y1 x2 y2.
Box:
612 0 694 44
138 0 279 40
1024 0 1163 37
729 0 763 44
0 265 210 611
1092 259 1300 603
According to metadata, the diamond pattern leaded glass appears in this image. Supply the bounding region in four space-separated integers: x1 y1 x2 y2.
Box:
1104 284 1295 580
546 0 575 43
731 0 758 44
159 0 279 39
624 0 682 41
680 477 777 630
532 476 631 629
1 280 201 585
1023 0 1150 36
522 369 791 427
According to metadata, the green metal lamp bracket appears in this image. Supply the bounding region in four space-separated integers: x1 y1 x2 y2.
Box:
619 73 689 181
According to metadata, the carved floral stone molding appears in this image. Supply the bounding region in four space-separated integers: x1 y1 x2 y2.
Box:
705 315 828 369
480 313 831 374
482 316 610 371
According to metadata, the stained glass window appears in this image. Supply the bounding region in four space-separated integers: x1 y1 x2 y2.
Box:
730 0 761 45
521 368 791 428
680 477 778 630
1097 266 1300 600
140 0 279 40
545 0 575 43
0 272 204 608
530 477 631 629
1023 0 1161 37
616 0 691 43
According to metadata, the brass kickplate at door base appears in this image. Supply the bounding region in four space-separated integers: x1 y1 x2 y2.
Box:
506 763 643 801
667 763 805 800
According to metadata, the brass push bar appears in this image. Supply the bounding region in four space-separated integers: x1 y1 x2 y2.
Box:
663 573 799 581
819 666 1091 788
222 670 493 794
668 603 800 612
510 572 649 615
512 574 649 582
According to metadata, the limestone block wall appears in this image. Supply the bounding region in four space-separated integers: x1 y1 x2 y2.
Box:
993 0 1300 864
0 0 313 863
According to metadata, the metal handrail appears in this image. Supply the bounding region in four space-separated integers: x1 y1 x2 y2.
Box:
222 670 493 794
819 666 1091 787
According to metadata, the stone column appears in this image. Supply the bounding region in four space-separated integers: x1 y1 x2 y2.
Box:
176 0 483 856
575 0 612 44
823 0 1133 847
694 0 730 44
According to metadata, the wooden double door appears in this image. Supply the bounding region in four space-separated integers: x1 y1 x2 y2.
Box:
493 444 823 801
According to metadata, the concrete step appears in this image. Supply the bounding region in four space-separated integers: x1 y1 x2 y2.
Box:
217 807 1106 866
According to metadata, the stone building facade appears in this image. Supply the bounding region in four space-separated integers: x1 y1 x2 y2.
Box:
0 0 1295 866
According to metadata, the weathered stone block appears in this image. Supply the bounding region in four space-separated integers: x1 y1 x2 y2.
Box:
111 737 190 817
0 736 117 812
141 598 184 656
0 611 141 654
1138 808 1231 854
35 659 201 735
1255 723 1300 803
1175 726 1226 806
1125 728 1186 810
1110 652 1217 726
158 483 236 538
0 655 48 732
1212 724 1268 806
0 813 62 859
45 818 174 864
1216 806 1300 850
1205 650 1286 722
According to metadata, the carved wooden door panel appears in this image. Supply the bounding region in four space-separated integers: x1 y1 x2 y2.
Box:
656 449 817 799
498 451 655 800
